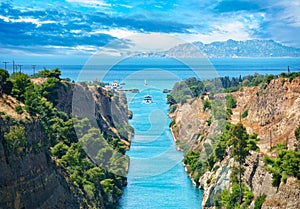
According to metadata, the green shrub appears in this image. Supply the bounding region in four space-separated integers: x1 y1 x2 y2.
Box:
254 194 266 209
51 141 69 158
203 99 211 111
242 109 248 118
264 147 300 187
213 165 220 172
264 74 275 84
4 125 27 154
169 105 177 113
15 105 23 115
226 108 232 118
225 94 237 109
206 117 212 126
206 178 212 184
169 120 176 127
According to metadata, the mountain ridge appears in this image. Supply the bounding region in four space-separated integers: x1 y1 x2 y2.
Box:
131 39 300 58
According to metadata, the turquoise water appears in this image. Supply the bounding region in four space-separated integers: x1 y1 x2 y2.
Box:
118 88 203 209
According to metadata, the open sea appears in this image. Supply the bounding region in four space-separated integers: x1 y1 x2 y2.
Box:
16 57 300 84
17 57 300 208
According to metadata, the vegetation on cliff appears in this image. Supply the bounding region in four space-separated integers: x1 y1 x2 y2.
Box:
167 77 206 105
170 72 300 209
0 68 131 208
263 125 300 187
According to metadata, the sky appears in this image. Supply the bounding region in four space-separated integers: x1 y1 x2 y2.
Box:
0 0 300 64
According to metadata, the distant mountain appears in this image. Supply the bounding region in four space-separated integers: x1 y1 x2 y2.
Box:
130 40 300 58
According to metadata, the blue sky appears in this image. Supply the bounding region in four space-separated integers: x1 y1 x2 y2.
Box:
0 0 300 64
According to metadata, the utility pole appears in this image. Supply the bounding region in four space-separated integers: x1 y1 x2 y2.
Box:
288 66 290 74
19 65 23 73
3 61 9 70
12 60 15 73
32 65 36 76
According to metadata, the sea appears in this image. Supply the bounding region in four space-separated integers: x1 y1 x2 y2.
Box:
15 57 300 208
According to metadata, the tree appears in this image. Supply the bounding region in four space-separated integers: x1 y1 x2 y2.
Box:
15 105 24 120
4 125 27 154
230 123 259 204
38 68 61 79
24 84 42 115
10 73 30 102
51 141 69 158
185 77 205 97
40 77 61 105
203 99 211 111
264 145 300 186
0 68 12 95
226 94 237 109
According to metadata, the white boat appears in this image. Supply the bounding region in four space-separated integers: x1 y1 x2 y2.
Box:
143 94 153 103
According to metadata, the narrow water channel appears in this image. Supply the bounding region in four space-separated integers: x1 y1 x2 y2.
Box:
118 88 203 209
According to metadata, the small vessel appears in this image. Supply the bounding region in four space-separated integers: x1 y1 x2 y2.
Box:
163 89 171 93
143 94 153 103
109 80 122 91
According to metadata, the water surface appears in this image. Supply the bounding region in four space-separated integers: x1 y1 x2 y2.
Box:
118 88 203 209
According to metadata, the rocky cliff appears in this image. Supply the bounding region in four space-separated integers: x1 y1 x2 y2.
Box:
57 82 132 144
0 95 79 209
230 78 300 153
170 77 300 208
0 80 132 209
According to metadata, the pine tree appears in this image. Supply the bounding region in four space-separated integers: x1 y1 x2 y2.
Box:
230 123 259 204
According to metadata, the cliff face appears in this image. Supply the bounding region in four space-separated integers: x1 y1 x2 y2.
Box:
170 78 300 208
170 97 218 152
231 78 300 153
243 153 300 209
0 114 78 209
57 82 132 143
0 81 132 209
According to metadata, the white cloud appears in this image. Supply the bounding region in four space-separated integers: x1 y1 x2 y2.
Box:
118 4 133 9
0 15 10 22
90 28 139 38
0 15 55 27
66 0 111 7
124 33 186 51
275 1 300 27
180 20 252 44
70 29 82 34
90 29 186 51
90 32 187 56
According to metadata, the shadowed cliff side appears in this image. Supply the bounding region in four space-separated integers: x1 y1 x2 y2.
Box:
0 96 79 209
0 68 133 209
